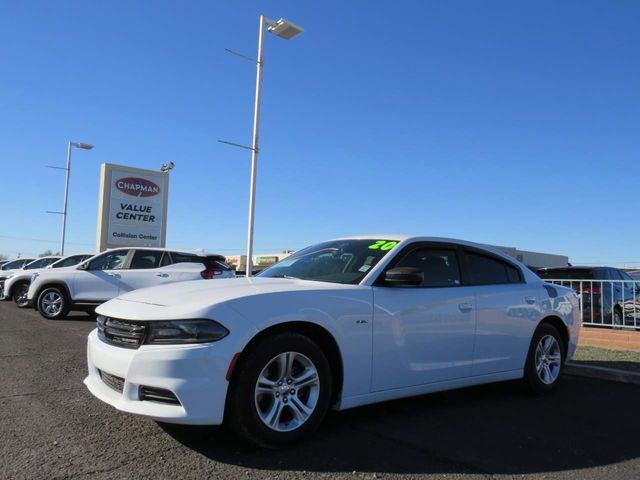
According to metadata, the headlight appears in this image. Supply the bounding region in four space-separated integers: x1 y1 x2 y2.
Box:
31 273 40 282
146 319 229 345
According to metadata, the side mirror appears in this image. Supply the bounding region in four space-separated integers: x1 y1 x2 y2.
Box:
384 267 423 287
77 262 89 271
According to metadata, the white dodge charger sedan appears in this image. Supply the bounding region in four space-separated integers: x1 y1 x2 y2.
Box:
85 236 580 447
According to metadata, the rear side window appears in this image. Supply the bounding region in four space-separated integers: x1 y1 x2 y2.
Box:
129 250 165 269
170 253 232 270
466 252 522 285
170 252 200 265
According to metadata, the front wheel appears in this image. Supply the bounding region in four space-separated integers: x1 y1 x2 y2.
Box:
524 323 565 394
226 332 332 447
37 287 70 319
12 283 30 308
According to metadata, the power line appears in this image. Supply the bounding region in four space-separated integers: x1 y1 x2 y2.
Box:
0 234 93 246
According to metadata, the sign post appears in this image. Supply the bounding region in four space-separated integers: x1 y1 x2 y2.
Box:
96 163 169 252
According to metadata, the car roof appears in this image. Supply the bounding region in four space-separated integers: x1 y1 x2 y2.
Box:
333 235 511 256
538 266 604 271
103 247 221 257
27 256 61 263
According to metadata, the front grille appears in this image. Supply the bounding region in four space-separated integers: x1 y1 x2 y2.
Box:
139 386 181 405
99 370 125 393
97 315 146 349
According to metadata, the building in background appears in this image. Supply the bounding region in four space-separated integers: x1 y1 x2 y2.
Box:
495 246 569 270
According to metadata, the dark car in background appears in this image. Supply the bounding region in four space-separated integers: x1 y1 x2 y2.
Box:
537 266 640 327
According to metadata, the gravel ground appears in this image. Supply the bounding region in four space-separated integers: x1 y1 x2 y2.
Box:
2 300 640 479
572 345 640 373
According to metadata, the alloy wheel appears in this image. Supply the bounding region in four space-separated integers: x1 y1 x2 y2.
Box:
14 285 29 307
254 351 320 432
535 334 562 385
41 291 63 316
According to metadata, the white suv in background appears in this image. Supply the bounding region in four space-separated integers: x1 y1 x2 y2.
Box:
28 247 234 319
1 253 93 307
0 256 52 300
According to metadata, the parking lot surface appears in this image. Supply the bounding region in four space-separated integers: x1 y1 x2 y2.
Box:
1 301 640 480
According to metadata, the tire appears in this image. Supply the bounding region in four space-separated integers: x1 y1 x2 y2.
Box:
12 283 30 308
226 332 333 448
37 286 70 319
524 323 565 394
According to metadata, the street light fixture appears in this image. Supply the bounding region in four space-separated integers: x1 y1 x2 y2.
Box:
47 141 94 255
160 161 175 173
266 18 304 40
244 16 303 277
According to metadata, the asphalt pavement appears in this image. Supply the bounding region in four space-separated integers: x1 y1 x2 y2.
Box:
1 300 640 480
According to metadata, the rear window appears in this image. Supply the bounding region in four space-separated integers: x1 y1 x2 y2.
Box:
537 268 595 280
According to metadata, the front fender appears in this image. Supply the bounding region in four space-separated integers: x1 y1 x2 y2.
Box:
223 287 374 398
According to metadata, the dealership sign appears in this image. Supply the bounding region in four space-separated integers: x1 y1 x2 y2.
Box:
96 163 169 251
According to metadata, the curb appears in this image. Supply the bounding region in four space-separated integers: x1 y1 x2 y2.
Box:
565 362 640 385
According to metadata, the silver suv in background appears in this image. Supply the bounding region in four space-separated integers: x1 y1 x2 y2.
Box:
0 257 42 299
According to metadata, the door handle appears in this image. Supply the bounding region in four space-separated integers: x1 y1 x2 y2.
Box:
525 296 536 304
458 302 473 312
155 273 169 277
108 273 121 279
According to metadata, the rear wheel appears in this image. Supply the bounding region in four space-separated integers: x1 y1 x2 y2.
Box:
12 283 30 308
524 323 565 394
226 332 332 447
37 286 70 319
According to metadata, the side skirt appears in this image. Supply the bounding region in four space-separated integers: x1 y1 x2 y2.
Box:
336 369 524 411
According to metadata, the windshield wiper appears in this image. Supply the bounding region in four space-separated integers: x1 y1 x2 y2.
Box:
268 274 301 280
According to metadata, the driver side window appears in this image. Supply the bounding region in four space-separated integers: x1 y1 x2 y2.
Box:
394 248 461 287
88 251 129 271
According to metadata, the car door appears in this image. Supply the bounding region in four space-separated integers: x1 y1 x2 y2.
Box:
117 250 174 293
371 243 477 391
73 250 129 301
464 249 541 376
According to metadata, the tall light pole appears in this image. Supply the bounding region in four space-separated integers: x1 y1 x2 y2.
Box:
49 141 94 255
245 16 303 277
221 16 304 276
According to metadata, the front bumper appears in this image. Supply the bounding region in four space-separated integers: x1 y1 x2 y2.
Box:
84 329 232 425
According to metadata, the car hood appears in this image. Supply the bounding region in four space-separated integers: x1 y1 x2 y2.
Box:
96 277 353 320
118 277 343 306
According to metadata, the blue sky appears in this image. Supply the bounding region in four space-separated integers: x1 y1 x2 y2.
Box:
1 1 639 265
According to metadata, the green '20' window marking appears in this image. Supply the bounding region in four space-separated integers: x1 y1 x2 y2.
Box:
368 240 398 251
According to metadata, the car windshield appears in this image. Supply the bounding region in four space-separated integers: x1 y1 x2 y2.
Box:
2 259 30 270
259 239 400 285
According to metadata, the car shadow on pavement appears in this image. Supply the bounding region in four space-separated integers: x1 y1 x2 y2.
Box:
160 376 640 475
